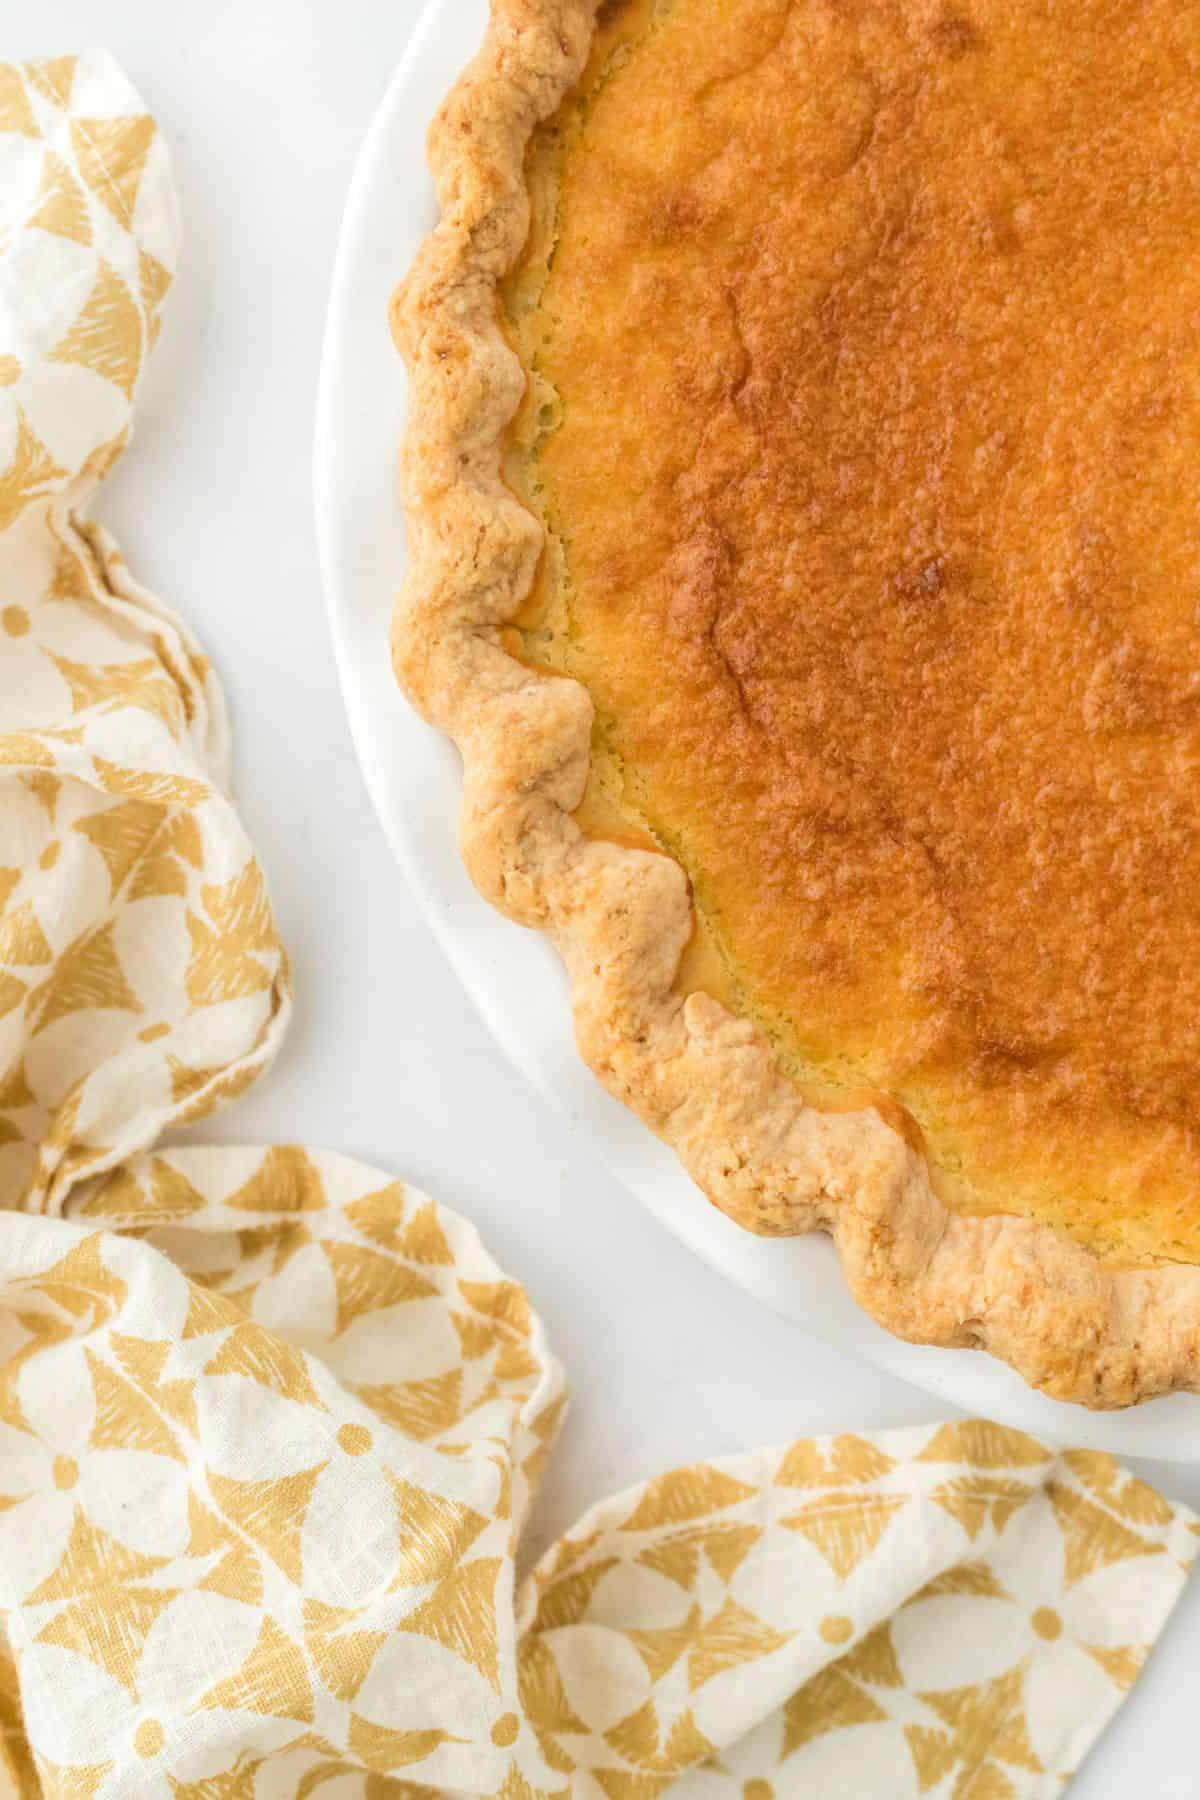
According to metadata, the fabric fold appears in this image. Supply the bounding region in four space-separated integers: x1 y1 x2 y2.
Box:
0 51 289 1223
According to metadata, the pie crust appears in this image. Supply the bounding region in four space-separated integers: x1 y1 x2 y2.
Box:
392 0 1200 1407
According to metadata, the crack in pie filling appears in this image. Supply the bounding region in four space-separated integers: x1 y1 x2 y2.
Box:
395 0 1200 1403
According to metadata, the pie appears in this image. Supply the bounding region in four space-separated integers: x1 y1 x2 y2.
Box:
393 0 1200 1405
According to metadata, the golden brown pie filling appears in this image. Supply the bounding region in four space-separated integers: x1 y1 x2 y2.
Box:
502 0 1200 1263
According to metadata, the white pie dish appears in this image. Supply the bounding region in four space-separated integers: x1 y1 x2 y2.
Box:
313 0 1200 1461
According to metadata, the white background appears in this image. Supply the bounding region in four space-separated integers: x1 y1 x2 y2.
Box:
9 2 1199 1792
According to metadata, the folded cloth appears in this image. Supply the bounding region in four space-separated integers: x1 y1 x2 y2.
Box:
0 49 1193 1800
0 50 289 1215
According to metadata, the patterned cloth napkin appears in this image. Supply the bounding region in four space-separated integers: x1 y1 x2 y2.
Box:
0 48 1194 1800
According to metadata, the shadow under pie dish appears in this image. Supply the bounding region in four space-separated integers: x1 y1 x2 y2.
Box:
392 0 1200 1407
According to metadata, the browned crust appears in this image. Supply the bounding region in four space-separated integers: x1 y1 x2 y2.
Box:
390 0 1200 1407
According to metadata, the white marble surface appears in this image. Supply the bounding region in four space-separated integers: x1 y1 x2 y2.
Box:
10 2 1199 1792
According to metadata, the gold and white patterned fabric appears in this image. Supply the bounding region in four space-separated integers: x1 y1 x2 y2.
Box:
0 49 287 1216
0 49 1194 1800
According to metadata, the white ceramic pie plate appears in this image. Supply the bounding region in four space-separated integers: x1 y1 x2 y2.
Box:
314 0 1199 1461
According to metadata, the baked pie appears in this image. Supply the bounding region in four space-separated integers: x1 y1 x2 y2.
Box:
393 0 1200 1405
